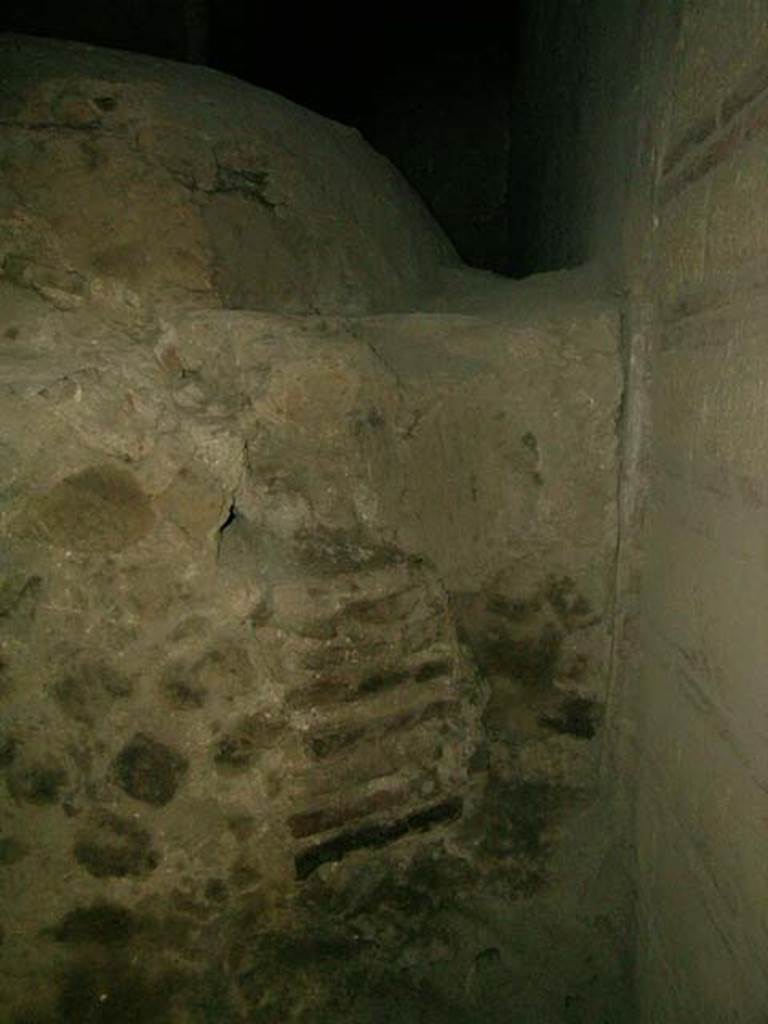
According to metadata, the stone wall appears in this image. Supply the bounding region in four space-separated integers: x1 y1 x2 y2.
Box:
0 36 622 1021
0 35 456 318
0 290 621 1020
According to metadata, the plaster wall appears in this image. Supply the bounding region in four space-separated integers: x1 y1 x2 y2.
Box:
631 4 768 1018
526 2 768 1016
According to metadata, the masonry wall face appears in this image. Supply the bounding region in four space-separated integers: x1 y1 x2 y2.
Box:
0 37 624 1020
628 2 768 1018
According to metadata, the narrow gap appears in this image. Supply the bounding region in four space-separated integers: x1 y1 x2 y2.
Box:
217 502 237 535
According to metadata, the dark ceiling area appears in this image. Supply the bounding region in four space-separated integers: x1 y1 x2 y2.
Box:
207 7 522 124
208 6 526 273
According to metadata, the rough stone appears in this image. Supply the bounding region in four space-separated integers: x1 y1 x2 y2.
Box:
112 733 188 806
0 35 623 1024
73 811 160 879
6 757 68 805
0 33 456 317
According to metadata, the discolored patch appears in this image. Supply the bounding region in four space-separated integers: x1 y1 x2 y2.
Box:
292 527 406 577
352 406 386 433
295 797 463 879
185 967 240 1024
454 589 565 684
215 164 275 207
112 733 188 806
468 619 562 685
79 138 108 172
137 908 205 951
51 92 102 127
0 573 42 619
288 785 413 840
51 903 136 944
545 575 596 630
501 783 564 858
0 733 18 768
52 661 133 723
233 925 364 1023
226 814 256 842
91 241 148 278
539 696 601 739
161 675 207 709
501 625 563 685
343 586 421 625
56 961 184 1024
229 852 263 890
182 645 255 701
213 714 285 772
356 668 411 697
204 877 229 904
94 95 119 112
19 464 155 552
306 699 454 761
6 756 68 805
74 810 159 878
2 252 33 287
170 887 210 921
0 835 27 865
484 593 542 622
521 431 538 453
480 780 579 896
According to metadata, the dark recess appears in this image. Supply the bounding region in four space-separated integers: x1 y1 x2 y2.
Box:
295 797 464 879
